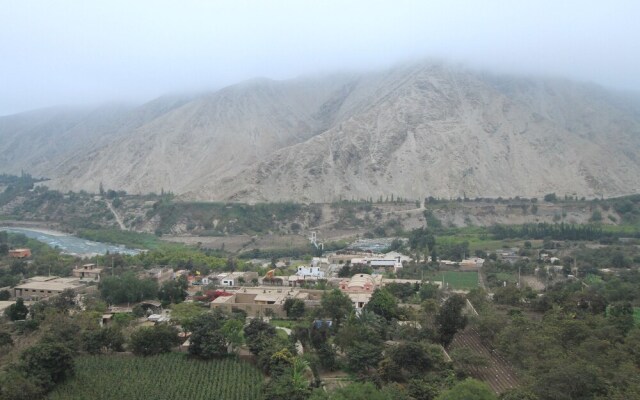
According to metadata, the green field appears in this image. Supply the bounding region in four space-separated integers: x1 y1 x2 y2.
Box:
427 270 479 290
49 353 264 400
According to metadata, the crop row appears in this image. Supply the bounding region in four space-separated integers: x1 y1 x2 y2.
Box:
49 353 263 400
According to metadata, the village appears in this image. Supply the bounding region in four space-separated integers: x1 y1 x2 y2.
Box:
2 242 489 321
1 210 640 400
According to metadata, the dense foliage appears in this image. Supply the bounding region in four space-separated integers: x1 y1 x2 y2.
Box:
99 273 158 304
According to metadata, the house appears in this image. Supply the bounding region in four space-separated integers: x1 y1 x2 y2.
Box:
339 274 383 293
140 267 174 283
72 264 103 282
12 276 85 300
459 257 485 270
205 271 259 287
287 274 323 287
8 248 31 258
296 266 325 278
210 287 315 317
384 251 412 263
311 257 329 268
347 292 372 310
350 256 404 272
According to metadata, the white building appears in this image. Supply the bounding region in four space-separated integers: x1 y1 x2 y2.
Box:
205 271 259 287
351 256 403 272
296 266 325 278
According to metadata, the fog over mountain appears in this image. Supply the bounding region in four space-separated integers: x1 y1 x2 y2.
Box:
1 62 639 202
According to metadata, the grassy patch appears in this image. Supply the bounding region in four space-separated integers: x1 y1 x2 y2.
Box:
270 319 308 330
270 319 297 329
77 229 173 250
426 270 479 290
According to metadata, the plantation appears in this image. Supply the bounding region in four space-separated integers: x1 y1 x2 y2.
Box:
49 353 264 400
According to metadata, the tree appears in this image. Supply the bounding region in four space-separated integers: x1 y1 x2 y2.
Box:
365 289 399 321
244 318 277 355
0 290 10 301
346 340 383 373
389 341 444 378
170 302 207 328
436 379 497 400
330 382 393 400
49 288 77 312
436 295 468 346
0 369 45 400
407 379 440 400
499 388 539 400
321 289 353 327
82 326 124 354
20 342 75 390
284 298 306 319
220 319 244 352
264 367 311 400
608 302 635 336
129 324 180 356
188 312 228 358
190 329 228 358
420 283 440 301
493 286 522 306
0 331 13 348
99 273 158 304
4 298 28 321
157 277 188 305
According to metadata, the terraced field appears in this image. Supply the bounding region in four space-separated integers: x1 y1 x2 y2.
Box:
450 327 519 393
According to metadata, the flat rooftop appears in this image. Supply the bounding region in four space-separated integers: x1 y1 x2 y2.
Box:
15 276 83 291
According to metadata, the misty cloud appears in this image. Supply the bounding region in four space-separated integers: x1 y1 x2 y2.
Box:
1 0 639 115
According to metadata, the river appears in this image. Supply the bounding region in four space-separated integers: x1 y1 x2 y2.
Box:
0 227 142 257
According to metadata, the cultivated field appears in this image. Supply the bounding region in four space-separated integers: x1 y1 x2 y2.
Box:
49 353 263 400
449 327 518 393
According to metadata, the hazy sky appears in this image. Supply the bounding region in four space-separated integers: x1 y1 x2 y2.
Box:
1 0 639 116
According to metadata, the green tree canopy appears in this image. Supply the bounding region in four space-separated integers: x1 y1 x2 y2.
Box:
130 324 180 356
4 298 29 321
320 289 353 326
436 294 468 346
365 288 399 321
435 379 497 400
284 298 306 319
20 342 75 391
157 276 188 306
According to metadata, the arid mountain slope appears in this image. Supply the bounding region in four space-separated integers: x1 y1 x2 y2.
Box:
1 62 639 201
206 64 640 202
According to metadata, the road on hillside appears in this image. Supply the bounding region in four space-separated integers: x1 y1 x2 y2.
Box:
105 199 127 230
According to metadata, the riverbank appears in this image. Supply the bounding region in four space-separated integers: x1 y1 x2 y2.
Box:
0 226 142 256
0 220 68 236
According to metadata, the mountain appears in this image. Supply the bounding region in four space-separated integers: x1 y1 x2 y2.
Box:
1 62 639 202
